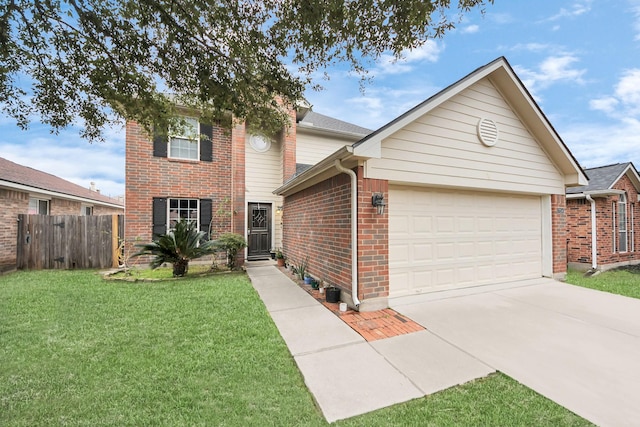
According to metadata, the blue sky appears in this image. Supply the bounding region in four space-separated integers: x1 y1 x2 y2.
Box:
2 0 640 198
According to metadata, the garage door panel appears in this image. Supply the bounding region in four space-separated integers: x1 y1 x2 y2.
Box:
389 186 542 296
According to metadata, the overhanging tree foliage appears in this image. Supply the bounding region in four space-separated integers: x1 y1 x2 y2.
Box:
1 0 493 140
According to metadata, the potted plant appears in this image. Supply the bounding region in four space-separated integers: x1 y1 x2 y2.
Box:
293 257 309 281
270 249 276 260
325 285 341 303
275 248 285 266
304 274 314 285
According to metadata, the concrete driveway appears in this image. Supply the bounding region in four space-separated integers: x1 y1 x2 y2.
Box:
391 278 640 427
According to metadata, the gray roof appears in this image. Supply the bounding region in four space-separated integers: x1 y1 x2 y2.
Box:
298 111 372 136
567 163 633 194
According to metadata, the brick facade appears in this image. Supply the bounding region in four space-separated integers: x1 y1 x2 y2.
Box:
551 194 568 278
282 167 390 311
567 174 640 269
124 120 242 263
283 173 352 294
356 167 389 307
0 189 28 271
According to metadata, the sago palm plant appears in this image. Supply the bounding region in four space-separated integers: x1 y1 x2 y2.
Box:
133 219 216 277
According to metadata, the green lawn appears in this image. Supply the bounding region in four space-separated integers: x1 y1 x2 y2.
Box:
1 270 590 426
566 267 640 299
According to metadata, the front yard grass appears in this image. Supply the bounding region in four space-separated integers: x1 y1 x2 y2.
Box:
1 270 590 426
566 267 640 299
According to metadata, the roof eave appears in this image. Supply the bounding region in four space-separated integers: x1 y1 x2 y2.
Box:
567 189 626 199
274 146 365 196
0 179 124 209
296 122 370 141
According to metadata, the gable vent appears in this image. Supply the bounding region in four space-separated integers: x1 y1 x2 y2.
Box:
477 118 499 147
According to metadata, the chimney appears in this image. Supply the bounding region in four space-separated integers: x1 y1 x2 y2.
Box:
90 182 96 192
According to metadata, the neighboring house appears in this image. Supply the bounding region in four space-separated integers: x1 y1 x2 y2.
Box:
0 157 124 271
275 57 587 311
566 162 640 271
124 108 371 261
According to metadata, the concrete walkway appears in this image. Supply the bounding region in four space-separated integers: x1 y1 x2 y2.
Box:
246 263 494 423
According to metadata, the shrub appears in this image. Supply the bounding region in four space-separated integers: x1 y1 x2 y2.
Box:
214 233 247 270
133 219 217 277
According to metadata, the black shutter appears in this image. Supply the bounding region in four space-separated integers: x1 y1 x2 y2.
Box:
152 198 167 236
153 129 168 158
199 123 213 162
200 199 213 237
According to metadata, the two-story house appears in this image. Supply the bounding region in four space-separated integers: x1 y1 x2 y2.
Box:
124 107 371 261
126 57 588 311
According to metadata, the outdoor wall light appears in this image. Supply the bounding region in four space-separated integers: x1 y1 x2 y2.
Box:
371 193 386 215
276 205 283 214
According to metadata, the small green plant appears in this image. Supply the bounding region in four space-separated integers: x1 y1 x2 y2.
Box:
275 248 285 259
292 256 309 281
133 219 217 277
214 233 248 270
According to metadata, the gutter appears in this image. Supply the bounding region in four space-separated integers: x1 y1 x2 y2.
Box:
333 159 361 309
586 195 598 270
566 189 625 199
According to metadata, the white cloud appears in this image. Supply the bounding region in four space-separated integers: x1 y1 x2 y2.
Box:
545 1 592 21
515 55 586 97
589 68 640 119
590 97 619 114
373 40 442 76
562 118 640 168
461 24 480 34
615 69 640 109
0 126 125 198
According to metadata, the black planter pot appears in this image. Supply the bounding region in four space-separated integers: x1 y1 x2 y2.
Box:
325 287 341 303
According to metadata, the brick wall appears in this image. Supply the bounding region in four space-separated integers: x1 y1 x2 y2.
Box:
356 167 389 303
124 121 235 262
551 194 567 277
282 109 297 182
0 189 28 270
567 197 592 264
567 175 640 268
283 167 390 310
283 173 352 292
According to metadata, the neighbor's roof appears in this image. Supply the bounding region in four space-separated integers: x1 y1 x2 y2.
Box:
0 157 124 207
567 162 640 194
298 111 372 137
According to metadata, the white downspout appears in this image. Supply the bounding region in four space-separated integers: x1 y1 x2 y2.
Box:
586 195 598 270
334 160 361 308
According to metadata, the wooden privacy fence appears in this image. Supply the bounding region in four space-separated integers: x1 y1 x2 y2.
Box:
16 214 124 270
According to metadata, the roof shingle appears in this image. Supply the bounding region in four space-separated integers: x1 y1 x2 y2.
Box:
0 157 123 206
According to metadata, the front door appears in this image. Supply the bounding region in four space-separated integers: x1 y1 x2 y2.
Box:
247 203 272 260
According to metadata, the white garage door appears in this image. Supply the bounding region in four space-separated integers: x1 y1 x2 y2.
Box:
389 186 542 297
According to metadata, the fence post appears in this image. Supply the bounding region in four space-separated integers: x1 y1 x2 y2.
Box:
112 214 119 268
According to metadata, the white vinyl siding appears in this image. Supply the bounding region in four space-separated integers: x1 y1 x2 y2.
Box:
365 79 565 195
245 135 283 248
389 186 543 297
296 132 352 166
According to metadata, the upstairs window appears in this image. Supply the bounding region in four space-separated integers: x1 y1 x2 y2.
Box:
28 198 49 214
169 117 199 160
153 118 213 162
